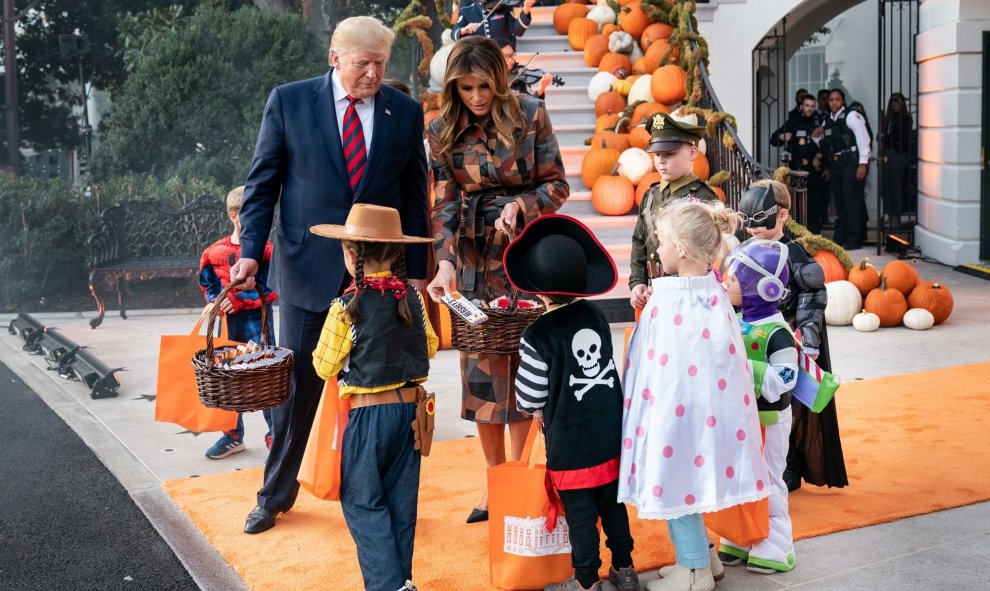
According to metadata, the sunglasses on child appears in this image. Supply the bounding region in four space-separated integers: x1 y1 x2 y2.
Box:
741 205 778 227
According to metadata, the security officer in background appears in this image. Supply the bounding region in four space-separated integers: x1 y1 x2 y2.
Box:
452 0 538 48
629 113 720 308
773 94 829 234
820 88 871 250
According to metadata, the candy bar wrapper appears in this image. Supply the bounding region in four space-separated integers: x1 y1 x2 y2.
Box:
488 296 540 310
441 292 488 326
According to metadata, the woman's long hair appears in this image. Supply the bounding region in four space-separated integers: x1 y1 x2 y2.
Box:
436 36 526 154
883 92 909 128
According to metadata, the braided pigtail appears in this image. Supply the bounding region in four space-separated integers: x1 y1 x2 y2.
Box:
344 241 365 323
393 249 413 326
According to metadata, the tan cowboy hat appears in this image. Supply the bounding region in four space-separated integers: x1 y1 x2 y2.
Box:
310 204 432 243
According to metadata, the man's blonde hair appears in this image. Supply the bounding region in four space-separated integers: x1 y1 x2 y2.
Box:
330 16 395 57
226 186 245 213
751 179 791 209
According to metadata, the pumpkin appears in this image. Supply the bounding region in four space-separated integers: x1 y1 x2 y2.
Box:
618 3 650 38
852 310 880 332
712 186 726 203
592 130 630 151
581 142 621 189
635 171 661 206
587 3 617 29
608 31 635 54
594 91 626 117
632 56 650 75
568 18 599 51
450 4 458 24
617 147 652 185
553 2 589 35
641 23 674 49
864 277 908 327
628 125 651 150
592 174 635 216
599 52 633 76
587 71 618 101
847 258 880 297
642 39 673 73
697 138 707 155
631 101 669 126
880 260 919 296
824 280 862 326
601 23 621 38
583 34 610 67
692 151 710 181
670 107 699 126
651 64 687 105
903 308 935 331
813 250 847 283
595 113 621 133
627 75 654 105
612 78 633 96
907 281 953 324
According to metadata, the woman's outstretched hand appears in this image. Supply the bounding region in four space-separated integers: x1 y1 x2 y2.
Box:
427 260 456 303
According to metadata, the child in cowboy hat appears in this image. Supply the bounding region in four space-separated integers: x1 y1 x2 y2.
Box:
505 215 638 591
310 204 438 591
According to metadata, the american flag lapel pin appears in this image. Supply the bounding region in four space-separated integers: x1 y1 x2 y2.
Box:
385 108 392 116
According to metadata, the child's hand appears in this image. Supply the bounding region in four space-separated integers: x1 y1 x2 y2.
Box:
217 297 234 314
629 284 652 309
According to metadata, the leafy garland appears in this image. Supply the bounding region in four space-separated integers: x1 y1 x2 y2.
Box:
393 0 434 84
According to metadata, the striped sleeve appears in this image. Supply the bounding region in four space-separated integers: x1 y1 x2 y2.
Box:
515 336 550 414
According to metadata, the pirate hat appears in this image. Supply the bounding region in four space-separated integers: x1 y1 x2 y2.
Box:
503 215 617 297
310 204 432 244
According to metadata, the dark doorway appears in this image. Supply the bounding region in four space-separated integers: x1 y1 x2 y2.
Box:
753 21 788 168
981 32 990 260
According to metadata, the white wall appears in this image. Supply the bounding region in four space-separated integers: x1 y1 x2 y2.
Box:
914 0 988 264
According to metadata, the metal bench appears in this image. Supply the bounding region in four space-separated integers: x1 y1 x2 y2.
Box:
86 197 228 328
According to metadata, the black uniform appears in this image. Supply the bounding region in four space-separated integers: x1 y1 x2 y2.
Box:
452 0 531 48
772 111 829 233
821 108 868 248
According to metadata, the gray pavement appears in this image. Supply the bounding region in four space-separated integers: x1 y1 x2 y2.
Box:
2 248 989 590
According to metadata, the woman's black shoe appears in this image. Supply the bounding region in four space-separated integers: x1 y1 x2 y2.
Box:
466 508 489 523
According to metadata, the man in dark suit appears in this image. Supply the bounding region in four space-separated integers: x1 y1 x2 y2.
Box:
231 15 429 534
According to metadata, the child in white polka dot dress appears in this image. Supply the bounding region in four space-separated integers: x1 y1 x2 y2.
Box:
618 200 771 591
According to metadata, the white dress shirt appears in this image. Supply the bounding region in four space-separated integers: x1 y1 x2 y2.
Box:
831 107 871 164
331 69 374 154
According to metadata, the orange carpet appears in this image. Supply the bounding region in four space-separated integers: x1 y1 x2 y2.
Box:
164 362 990 590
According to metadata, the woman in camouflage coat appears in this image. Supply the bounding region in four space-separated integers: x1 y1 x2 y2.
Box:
426 36 569 523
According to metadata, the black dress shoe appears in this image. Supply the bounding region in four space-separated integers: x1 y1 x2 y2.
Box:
244 506 278 534
466 508 489 524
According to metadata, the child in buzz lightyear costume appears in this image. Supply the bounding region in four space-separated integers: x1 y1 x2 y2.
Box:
719 239 799 575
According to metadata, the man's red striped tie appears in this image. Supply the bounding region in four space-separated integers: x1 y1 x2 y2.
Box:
342 95 367 192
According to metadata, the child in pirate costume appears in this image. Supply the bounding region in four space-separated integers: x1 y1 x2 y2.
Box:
718 239 800 574
310 204 439 591
620 200 769 591
737 181 848 491
629 112 720 311
506 215 638 591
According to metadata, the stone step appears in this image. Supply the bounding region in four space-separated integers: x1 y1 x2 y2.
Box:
543 86 594 109
560 144 591 172
544 103 596 126
553 122 596 146
566 173 589 193
517 50 587 70
547 66 600 88
516 34 571 53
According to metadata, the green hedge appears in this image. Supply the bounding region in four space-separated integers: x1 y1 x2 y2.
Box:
0 175 224 310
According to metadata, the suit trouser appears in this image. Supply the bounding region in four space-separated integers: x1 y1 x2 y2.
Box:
256 300 330 512
830 162 867 247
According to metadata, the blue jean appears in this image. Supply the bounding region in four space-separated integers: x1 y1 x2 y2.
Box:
341 402 421 591
221 307 275 440
225 410 273 439
667 513 710 569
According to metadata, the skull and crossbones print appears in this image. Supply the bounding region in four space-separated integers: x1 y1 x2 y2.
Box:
568 328 615 401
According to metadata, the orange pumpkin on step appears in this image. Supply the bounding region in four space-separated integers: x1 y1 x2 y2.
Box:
641 23 674 50
907 281 954 325
601 23 621 38
642 40 680 74
592 130 630 151
692 151 710 181
595 113 621 134
628 125 651 150
553 2 589 35
880 260 919 296
712 186 726 203
631 101 669 126
651 65 687 106
581 142 621 189
635 172 661 206
618 4 650 38
583 34 610 67
592 174 635 216
599 52 633 77
864 277 908 327
568 18 598 51
813 250 847 283
847 258 880 297
595 91 626 117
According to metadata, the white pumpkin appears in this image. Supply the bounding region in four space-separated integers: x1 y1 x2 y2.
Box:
587 71 618 101
852 310 880 332
587 4 616 29
440 28 454 46
824 280 863 326
608 31 634 54
629 43 643 63
698 138 707 155
616 148 652 185
903 308 935 330
670 107 699 126
430 43 454 88
627 75 653 105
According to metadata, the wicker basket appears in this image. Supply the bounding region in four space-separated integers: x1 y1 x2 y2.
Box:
450 230 543 355
192 281 293 412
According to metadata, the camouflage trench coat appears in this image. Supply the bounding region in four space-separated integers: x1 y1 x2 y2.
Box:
428 95 569 301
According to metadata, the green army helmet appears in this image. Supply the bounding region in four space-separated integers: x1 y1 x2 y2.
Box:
646 112 706 153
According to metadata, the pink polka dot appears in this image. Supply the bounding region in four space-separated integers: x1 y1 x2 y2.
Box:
729 343 736 355
651 307 658 319
736 429 746 441
631 463 637 474
647 348 655 360
623 438 633 449
756 480 765 491
743 394 751 405
625 358 631 370
725 466 735 478
751 342 760 351
635 426 646 437
659 353 669 366
685 494 696 505
663 445 673 458
675 404 685 417
641 388 651 400
701 328 711 339
652 485 663 497
624 397 632 409
717 379 727 391
710 294 719 306
673 314 683 326
706 416 717 427
687 365 698 377
627 474 635 486
694 455 705 467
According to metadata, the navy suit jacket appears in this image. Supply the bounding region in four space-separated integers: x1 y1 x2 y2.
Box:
239 70 429 312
